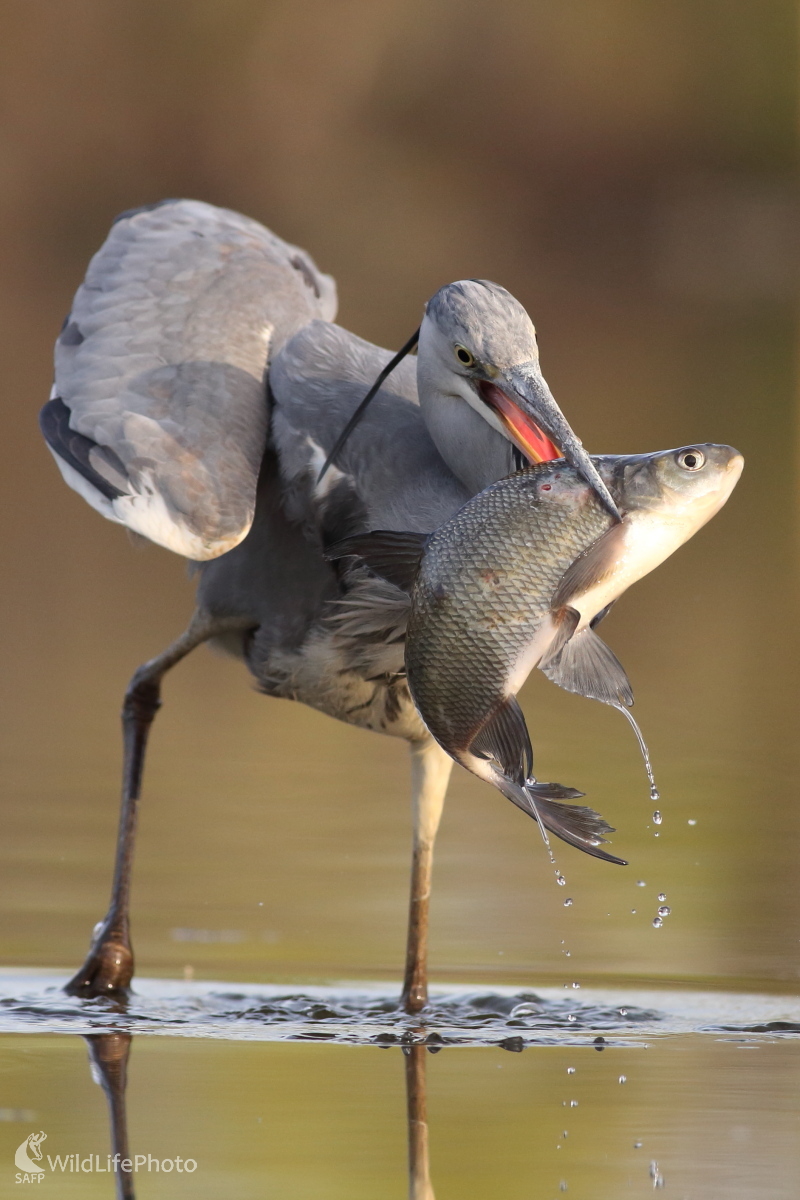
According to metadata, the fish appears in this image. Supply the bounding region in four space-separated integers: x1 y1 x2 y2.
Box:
328 444 744 865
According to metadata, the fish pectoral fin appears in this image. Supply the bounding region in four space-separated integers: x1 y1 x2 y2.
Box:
529 784 627 865
470 697 533 787
325 530 428 593
540 625 634 708
551 520 627 609
542 605 580 664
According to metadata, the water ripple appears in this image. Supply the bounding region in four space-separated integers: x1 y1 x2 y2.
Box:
0 971 797 1047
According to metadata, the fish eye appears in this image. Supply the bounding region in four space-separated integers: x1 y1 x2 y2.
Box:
454 345 475 367
676 448 705 471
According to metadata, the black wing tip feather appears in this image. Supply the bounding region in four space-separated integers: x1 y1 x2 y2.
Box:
39 397 128 503
325 530 427 593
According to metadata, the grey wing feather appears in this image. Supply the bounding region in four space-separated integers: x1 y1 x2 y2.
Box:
44 199 337 560
270 320 471 545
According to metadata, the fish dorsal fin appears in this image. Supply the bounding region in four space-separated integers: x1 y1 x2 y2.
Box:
540 624 634 708
551 520 627 610
470 697 532 787
325 530 427 593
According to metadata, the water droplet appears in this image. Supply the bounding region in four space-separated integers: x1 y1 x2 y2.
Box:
658 905 671 917
565 951 571 957
650 1160 664 1188
652 810 662 825
652 916 663 928
563 897 574 907
657 893 666 902
569 1099 578 1107
688 818 697 826
631 909 637 914
571 981 581 989
619 1075 627 1084
567 1066 576 1074
562 1130 569 1138
634 1140 642 1149
555 871 567 886
559 1184 568 1192
650 784 660 802
636 880 646 887
619 1007 628 1016
567 1014 576 1023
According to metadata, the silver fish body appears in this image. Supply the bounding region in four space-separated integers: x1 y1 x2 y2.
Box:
331 444 743 863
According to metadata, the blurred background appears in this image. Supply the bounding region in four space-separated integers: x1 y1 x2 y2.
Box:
0 0 797 991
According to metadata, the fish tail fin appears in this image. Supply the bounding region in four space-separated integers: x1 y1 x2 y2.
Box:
467 698 626 865
494 775 627 865
529 783 627 865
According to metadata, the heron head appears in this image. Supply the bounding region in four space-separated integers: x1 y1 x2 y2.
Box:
418 280 619 518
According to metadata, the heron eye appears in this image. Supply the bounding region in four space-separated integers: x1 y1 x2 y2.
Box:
455 345 474 367
676 448 705 471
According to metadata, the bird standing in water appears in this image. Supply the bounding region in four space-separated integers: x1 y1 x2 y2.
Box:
41 199 615 1013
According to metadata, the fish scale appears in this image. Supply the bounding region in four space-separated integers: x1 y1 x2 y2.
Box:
407 464 611 756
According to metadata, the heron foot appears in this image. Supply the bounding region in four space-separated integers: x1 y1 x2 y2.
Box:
401 980 428 1016
64 922 133 999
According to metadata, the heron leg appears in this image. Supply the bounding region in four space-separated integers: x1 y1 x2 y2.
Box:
400 739 453 1015
64 611 244 999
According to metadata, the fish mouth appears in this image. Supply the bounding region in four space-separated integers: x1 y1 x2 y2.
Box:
477 364 621 520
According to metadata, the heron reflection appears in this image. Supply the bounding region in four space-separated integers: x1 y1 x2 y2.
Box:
83 1033 134 1200
82 1031 435 1199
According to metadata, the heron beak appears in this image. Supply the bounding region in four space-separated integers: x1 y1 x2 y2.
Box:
478 364 621 521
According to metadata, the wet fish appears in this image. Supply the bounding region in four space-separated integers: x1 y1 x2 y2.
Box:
330 444 743 864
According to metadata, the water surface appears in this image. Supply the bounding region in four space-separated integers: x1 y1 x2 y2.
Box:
2 975 799 1198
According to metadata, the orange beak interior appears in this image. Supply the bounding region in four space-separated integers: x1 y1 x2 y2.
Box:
478 381 562 463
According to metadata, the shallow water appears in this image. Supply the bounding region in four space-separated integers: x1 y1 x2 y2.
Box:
2 974 799 1198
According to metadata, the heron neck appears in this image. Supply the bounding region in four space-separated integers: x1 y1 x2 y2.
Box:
417 381 517 497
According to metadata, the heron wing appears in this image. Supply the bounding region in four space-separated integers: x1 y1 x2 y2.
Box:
41 199 337 560
269 320 470 546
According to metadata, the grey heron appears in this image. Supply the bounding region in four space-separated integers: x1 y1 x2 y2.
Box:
39 199 616 1013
